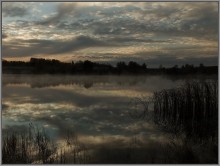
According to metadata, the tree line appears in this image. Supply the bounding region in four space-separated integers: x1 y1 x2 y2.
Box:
2 58 218 75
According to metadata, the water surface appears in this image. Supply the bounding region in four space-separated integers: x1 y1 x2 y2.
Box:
2 74 216 151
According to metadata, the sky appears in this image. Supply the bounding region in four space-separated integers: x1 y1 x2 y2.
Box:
2 2 219 67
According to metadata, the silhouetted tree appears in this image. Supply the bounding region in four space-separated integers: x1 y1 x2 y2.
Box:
128 61 141 73
83 60 94 73
142 63 147 71
2 58 218 75
116 61 127 73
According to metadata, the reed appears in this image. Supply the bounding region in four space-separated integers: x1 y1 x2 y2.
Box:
153 81 218 141
2 124 90 164
129 97 149 120
2 124 57 164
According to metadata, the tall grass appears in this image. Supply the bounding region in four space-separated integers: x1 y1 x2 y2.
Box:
153 81 218 141
129 97 149 120
2 124 91 164
2 124 57 164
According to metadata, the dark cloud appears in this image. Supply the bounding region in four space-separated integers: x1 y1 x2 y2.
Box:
96 5 140 16
88 3 218 40
39 3 77 25
111 56 216 68
108 37 166 44
2 34 8 39
92 50 218 67
2 35 115 57
144 55 218 67
160 4 217 37
48 35 110 54
177 4 218 37
91 18 149 36
38 4 139 26
2 4 28 17
38 4 100 26
141 4 180 18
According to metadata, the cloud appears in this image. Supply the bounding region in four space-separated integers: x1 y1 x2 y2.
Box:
2 34 8 39
38 3 101 26
2 35 116 57
2 2 218 66
141 3 181 18
2 3 28 17
94 5 140 17
173 3 218 38
39 3 77 25
88 47 218 67
91 17 148 36
47 35 110 54
108 37 166 44
4 2 218 41
38 3 140 26
144 55 218 67
119 52 218 67
107 56 218 68
88 2 218 40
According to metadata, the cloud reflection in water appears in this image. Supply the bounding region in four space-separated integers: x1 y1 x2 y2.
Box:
3 74 207 148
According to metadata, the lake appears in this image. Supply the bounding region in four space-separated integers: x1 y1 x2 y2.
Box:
2 74 217 163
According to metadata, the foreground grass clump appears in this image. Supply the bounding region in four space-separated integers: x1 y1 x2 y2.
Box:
2 123 217 164
2 125 57 164
2 124 91 164
153 81 218 141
